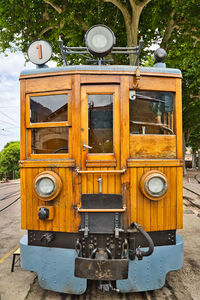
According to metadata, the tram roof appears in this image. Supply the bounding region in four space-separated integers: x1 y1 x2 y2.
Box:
20 65 182 76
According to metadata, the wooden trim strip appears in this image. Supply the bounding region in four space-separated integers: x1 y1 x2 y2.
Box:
19 159 75 168
75 168 126 174
86 161 117 167
27 122 71 128
127 159 183 167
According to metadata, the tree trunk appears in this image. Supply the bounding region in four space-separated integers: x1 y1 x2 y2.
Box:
182 133 187 175
198 150 200 170
192 148 197 169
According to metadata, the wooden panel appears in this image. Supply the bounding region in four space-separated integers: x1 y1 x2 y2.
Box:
130 168 137 223
81 74 120 84
120 77 130 227
21 167 74 232
86 160 117 167
25 75 71 92
19 159 75 168
177 167 183 229
127 159 183 167
20 168 27 229
129 165 182 231
130 76 176 91
175 78 183 159
20 80 26 160
157 167 164 230
86 154 116 167
170 167 177 229
143 167 151 230
130 135 176 158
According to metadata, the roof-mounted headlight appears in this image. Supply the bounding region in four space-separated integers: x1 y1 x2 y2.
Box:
85 25 116 58
34 171 62 201
140 171 168 200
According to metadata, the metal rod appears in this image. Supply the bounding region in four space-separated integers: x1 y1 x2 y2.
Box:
77 206 126 213
75 168 126 174
97 178 102 193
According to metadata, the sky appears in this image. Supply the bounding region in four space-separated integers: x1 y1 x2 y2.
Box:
0 51 56 151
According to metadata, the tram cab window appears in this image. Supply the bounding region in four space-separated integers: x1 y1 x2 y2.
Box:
129 91 175 135
31 127 69 154
30 94 68 123
29 94 69 154
88 94 113 153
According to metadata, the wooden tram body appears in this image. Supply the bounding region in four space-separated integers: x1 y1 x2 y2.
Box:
20 35 184 294
20 68 183 233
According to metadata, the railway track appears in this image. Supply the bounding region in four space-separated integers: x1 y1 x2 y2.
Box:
0 181 20 213
183 173 200 212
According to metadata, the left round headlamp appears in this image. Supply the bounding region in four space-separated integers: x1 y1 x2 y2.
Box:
34 171 62 201
140 171 168 200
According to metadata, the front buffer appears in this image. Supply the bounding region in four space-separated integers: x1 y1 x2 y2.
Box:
20 233 183 294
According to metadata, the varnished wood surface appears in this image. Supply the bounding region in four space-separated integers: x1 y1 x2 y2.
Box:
20 70 183 233
130 135 177 158
129 166 183 231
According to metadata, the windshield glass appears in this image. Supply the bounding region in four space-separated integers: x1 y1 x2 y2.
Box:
129 90 175 135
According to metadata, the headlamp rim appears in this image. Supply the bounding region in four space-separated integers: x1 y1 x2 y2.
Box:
34 171 62 201
85 24 116 58
140 170 168 201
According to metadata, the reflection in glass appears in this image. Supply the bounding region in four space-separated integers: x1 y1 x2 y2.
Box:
30 94 68 123
31 127 68 154
129 91 174 135
88 94 113 153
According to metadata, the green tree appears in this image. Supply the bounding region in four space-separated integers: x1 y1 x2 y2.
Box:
0 141 20 178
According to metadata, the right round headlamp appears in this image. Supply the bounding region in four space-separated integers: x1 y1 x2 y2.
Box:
140 171 168 200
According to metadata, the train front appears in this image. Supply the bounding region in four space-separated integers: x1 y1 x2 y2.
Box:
19 26 184 294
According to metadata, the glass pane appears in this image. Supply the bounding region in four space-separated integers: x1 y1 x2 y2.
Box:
31 127 68 154
88 94 113 153
30 94 68 123
129 91 175 135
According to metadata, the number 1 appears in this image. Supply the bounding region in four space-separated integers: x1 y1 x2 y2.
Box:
36 44 42 59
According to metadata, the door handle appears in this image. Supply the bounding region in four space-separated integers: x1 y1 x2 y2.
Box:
83 141 93 151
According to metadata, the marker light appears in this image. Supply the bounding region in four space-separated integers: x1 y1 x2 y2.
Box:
140 171 168 200
85 25 116 58
154 48 167 63
34 171 62 201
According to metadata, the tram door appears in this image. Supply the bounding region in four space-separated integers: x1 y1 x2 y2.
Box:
80 85 121 195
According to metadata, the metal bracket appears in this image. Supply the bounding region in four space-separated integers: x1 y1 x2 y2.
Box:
79 212 89 238
114 212 124 238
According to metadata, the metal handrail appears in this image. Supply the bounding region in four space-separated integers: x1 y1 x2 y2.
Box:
77 205 126 213
75 168 126 175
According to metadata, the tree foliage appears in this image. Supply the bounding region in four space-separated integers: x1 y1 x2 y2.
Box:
0 0 200 152
0 141 20 177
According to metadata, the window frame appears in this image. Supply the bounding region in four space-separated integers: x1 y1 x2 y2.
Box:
81 85 120 168
26 90 72 159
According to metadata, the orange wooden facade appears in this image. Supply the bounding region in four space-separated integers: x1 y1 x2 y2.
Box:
20 69 183 233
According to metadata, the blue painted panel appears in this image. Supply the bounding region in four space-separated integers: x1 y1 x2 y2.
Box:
21 65 181 76
116 234 184 293
20 235 87 295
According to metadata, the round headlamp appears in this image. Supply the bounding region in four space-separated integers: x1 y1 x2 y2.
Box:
85 25 116 58
34 171 62 201
140 171 168 200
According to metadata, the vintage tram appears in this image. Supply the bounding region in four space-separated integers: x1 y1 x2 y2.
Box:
20 25 183 294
